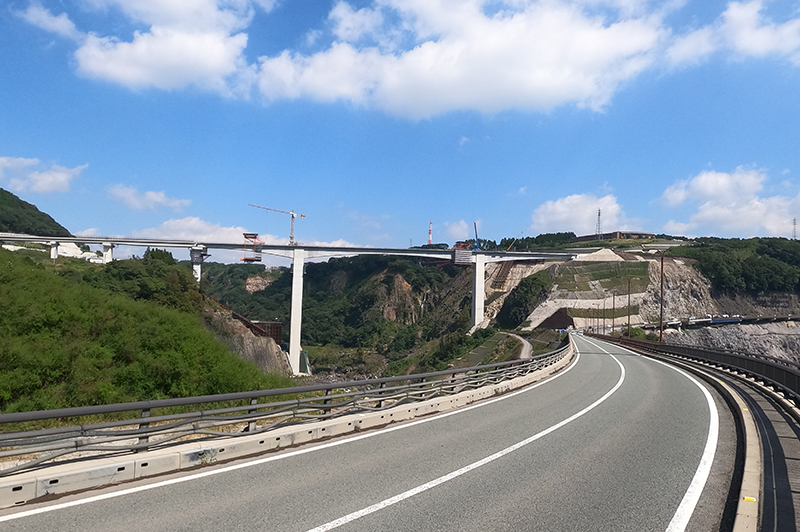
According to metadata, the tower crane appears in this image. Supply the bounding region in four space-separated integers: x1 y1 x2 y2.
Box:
249 204 305 246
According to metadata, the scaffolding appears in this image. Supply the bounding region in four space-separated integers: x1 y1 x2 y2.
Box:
240 233 264 262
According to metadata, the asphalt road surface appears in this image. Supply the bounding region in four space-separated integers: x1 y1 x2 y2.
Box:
0 335 738 531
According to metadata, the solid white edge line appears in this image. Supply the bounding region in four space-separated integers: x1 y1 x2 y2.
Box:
0 346 583 524
305 338 625 532
582 337 719 532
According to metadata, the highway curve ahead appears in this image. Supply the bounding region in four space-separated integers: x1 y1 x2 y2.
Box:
0 335 739 532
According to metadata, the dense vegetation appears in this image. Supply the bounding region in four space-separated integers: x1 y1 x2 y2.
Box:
0 248 290 413
495 269 555 329
671 237 800 294
205 255 465 346
0 188 71 236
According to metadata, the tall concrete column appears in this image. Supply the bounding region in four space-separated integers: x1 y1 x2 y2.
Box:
189 245 208 283
102 243 114 264
49 242 59 259
289 247 306 375
471 253 486 329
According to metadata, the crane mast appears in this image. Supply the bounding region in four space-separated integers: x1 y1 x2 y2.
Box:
249 203 306 246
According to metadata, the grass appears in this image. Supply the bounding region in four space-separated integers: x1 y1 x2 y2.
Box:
554 262 650 293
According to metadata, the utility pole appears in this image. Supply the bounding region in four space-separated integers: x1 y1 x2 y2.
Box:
603 298 606 335
612 292 615 335
659 251 665 342
627 277 631 338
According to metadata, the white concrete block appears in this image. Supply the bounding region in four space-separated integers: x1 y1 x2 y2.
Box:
0 478 36 509
37 458 135 496
134 453 181 479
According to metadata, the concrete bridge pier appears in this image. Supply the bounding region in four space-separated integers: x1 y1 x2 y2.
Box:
471 253 486 329
289 247 306 375
189 245 208 283
48 241 58 259
102 243 114 263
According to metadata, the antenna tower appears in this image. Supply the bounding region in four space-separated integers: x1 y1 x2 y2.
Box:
596 209 602 241
794 218 797 240
428 221 433 245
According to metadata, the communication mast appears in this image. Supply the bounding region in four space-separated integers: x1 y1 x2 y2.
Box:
249 204 305 246
794 218 797 240
596 209 602 241
427 221 433 245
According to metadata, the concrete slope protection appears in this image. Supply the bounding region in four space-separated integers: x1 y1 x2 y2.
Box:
0 336 735 532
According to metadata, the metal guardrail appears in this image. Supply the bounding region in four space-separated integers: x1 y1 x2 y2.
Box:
591 334 800 406
0 344 570 477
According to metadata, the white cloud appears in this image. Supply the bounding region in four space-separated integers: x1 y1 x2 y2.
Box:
108 184 191 211
665 27 718 66
75 29 250 94
130 217 359 263
19 4 83 41
132 216 248 242
7 163 87 193
20 0 800 117
722 0 800 62
329 2 383 42
0 156 39 178
667 1 800 68
661 166 800 237
531 194 629 235
258 2 665 118
444 220 470 240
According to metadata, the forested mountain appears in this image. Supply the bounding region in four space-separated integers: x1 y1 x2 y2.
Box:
671 238 800 294
203 255 491 375
0 188 71 236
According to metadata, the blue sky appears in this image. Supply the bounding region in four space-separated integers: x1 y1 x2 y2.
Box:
2 0 800 261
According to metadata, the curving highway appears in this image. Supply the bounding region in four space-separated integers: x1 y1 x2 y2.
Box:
0 335 738 531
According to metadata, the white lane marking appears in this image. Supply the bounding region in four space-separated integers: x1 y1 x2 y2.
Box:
582 337 719 532
0 348 583 523
305 342 625 532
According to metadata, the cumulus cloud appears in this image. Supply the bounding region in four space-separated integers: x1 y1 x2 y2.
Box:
22 0 259 96
259 1 665 118
129 217 358 263
132 216 248 242
20 0 800 117
661 166 800 237
329 1 383 42
0 156 39 178
666 1 800 67
19 4 83 41
108 185 191 211
444 220 470 240
531 194 630 235
6 162 87 193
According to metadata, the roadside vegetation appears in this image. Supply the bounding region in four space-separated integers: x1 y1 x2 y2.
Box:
671 237 800 294
0 248 291 413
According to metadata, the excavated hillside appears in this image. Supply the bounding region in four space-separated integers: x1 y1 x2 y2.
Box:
488 249 800 361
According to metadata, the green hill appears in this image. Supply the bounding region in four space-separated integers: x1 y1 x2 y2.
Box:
0 188 71 236
0 248 290 413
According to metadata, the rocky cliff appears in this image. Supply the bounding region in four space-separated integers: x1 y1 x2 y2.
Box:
203 308 291 375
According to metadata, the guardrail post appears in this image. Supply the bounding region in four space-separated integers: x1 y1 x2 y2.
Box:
137 408 151 452
247 398 258 432
378 382 386 408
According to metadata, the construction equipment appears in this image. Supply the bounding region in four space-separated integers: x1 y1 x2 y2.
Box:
241 233 263 262
473 221 480 251
249 204 305 246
